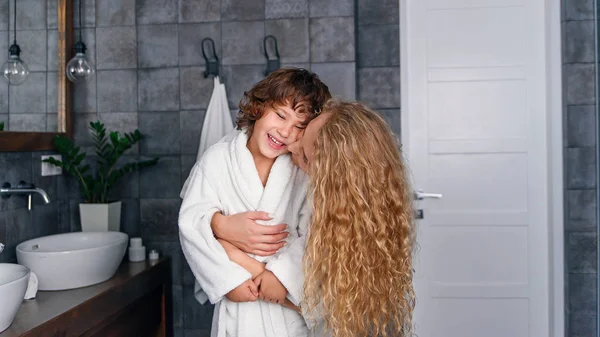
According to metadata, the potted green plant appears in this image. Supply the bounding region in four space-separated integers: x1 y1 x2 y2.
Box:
43 121 158 232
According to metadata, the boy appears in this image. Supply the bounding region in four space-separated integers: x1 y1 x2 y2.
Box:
179 68 330 337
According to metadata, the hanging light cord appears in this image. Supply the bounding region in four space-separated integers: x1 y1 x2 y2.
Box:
12 0 16 45
78 0 82 42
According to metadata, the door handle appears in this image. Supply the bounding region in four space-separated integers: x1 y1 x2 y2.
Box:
414 189 443 200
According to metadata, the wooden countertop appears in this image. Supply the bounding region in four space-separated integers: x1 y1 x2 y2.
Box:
1 258 171 337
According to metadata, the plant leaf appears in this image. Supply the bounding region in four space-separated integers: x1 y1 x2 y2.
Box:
49 120 158 203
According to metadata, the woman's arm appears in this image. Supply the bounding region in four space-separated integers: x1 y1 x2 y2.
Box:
211 212 289 256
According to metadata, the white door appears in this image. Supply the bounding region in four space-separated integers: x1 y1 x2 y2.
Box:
401 0 557 336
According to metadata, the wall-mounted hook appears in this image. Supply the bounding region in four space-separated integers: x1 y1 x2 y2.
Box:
263 35 280 76
201 38 219 78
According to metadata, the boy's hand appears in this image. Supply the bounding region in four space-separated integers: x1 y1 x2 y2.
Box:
225 279 259 302
254 270 287 304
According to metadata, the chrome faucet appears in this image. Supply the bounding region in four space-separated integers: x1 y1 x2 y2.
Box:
1 181 51 210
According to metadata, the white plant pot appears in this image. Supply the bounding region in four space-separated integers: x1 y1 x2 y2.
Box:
79 201 122 232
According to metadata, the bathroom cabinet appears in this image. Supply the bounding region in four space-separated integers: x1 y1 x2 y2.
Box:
0 258 173 337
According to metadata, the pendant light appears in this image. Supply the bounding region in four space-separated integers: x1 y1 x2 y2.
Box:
2 0 29 86
66 0 94 83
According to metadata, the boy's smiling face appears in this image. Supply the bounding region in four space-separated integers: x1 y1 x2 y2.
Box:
247 102 308 161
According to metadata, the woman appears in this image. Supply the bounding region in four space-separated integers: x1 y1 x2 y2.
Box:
213 100 416 337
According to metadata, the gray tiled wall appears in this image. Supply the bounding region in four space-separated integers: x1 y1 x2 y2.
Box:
562 0 598 336
0 151 71 264
356 0 401 137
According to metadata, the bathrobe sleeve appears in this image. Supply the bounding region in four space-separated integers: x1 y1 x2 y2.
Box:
302 302 325 332
179 160 252 304
264 197 310 306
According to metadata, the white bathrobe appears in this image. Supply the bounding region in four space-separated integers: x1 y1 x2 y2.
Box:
179 130 311 337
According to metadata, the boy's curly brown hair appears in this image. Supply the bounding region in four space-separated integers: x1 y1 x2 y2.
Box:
236 68 331 136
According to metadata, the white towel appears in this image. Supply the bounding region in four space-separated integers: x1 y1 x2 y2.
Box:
198 76 234 161
180 76 235 199
23 271 38 300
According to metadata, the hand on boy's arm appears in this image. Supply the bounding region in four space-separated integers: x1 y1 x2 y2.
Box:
211 211 289 256
225 279 259 302
254 270 288 304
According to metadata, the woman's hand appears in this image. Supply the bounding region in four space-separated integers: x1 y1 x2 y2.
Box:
211 211 289 256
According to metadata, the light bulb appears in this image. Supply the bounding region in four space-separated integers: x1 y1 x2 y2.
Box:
2 44 29 86
66 42 94 83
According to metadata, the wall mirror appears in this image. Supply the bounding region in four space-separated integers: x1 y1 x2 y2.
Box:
0 0 73 151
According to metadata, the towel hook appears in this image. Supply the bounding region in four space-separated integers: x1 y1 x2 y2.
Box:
263 35 280 76
202 38 219 78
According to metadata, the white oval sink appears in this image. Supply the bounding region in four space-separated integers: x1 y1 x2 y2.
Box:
16 232 128 291
0 263 30 333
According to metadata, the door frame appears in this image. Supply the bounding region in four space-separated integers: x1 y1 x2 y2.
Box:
546 0 565 334
398 0 565 335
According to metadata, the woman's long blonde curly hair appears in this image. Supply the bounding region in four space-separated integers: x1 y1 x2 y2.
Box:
303 100 416 337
